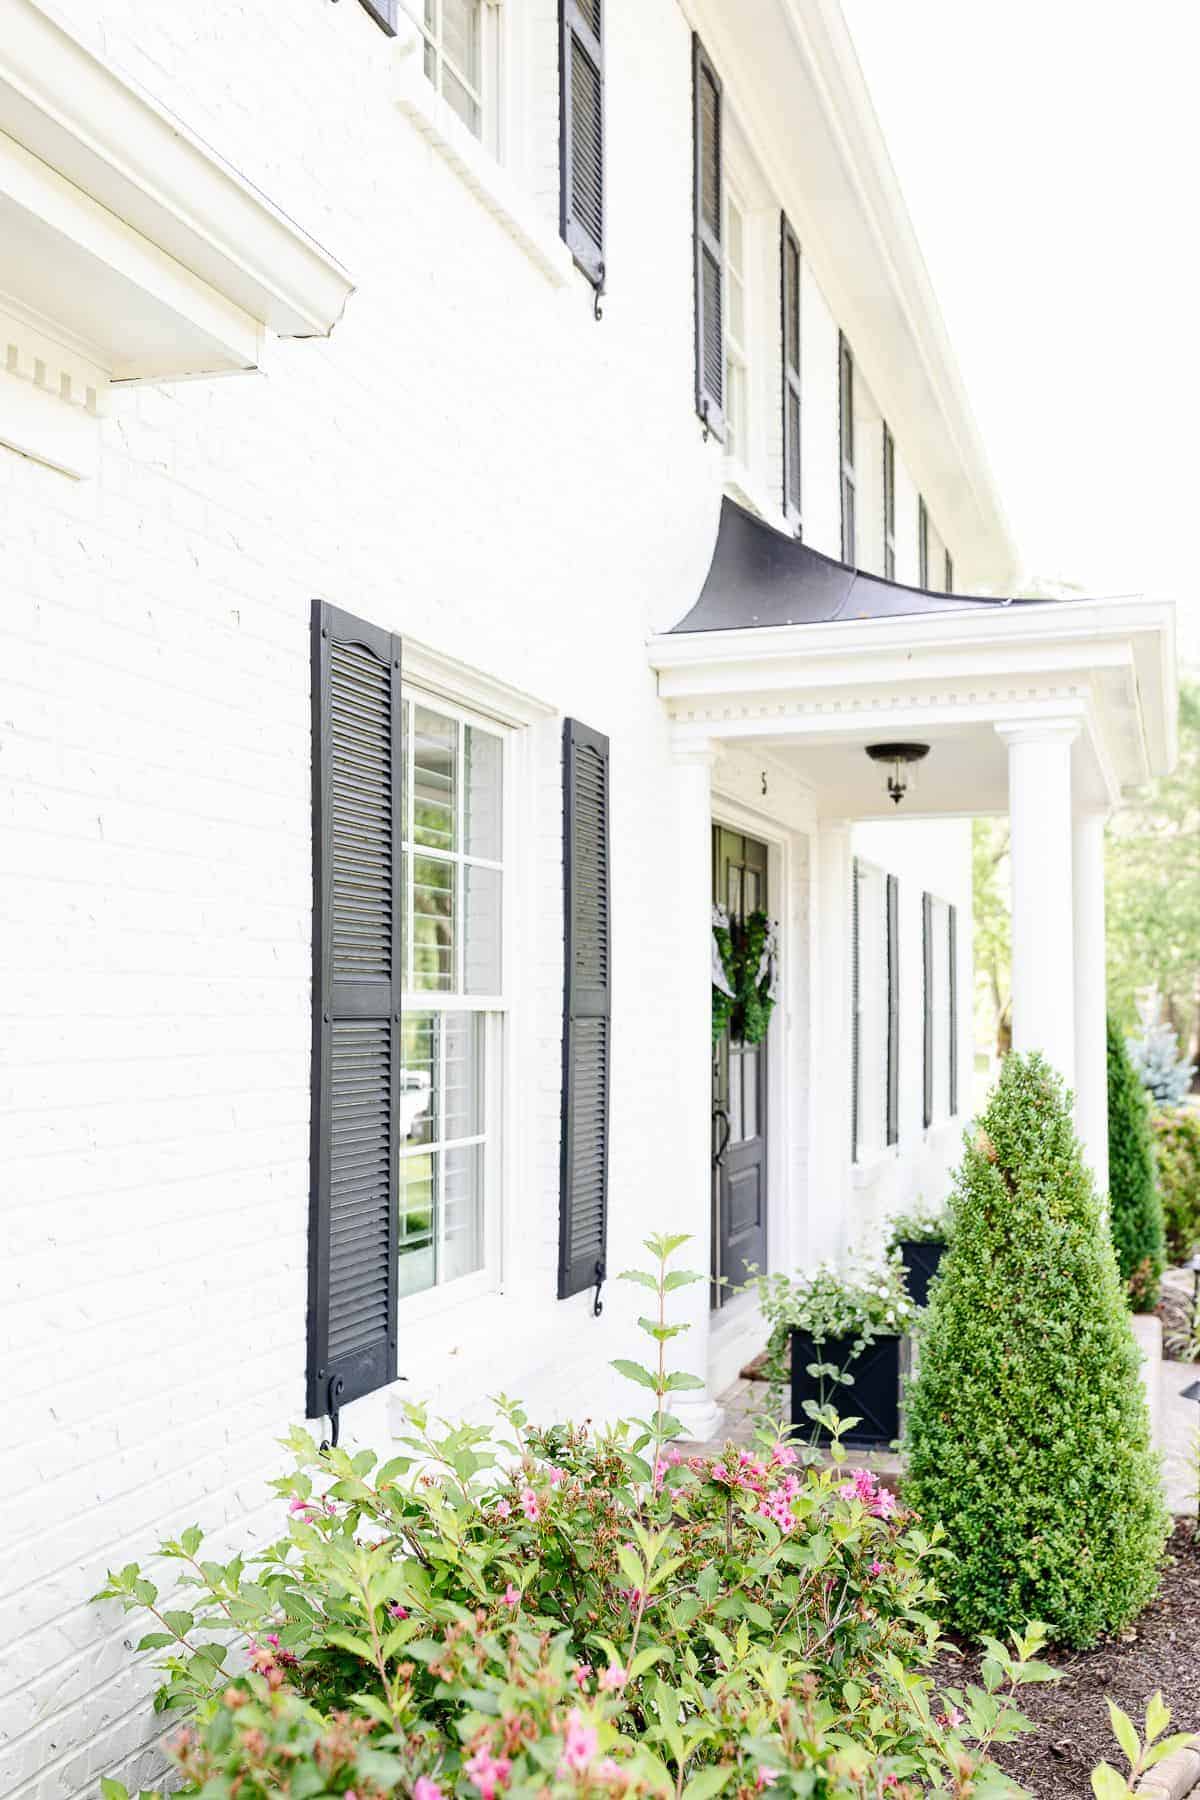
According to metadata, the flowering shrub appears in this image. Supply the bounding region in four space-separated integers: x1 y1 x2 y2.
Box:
750 1252 915 1410
95 1235 1047 1800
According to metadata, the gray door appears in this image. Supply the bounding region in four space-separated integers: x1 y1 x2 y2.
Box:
711 827 768 1308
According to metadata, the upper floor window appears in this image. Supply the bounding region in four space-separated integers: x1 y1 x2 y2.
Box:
405 0 498 148
781 216 802 528
918 494 929 588
839 333 855 564
724 186 749 464
882 424 896 581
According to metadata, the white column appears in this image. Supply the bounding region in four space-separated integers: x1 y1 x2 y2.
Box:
995 720 1080 1088
664 742 723 1439
810 820 852 1266
1073 809 1110 1193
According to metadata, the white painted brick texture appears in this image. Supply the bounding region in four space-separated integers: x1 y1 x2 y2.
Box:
0 2 975 1792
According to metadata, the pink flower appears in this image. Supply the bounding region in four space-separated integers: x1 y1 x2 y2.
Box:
546 1464 565 1487
869 1560 885 1577
558 1709 599 1774
838 1467 880 1506
520 1487 540 1523
414 1780 443 1800
494 1499 511 1520
465 1747 512 1800
945 1705 965 1730
389 1604 409 1620
756 1769 779 1790
598 1663 627 1691
624 1587 643 1611
345 1791 358 1800
573 1663 593 1690
873 1486 898 1520
502 1582 520 1608
595 1758 624 1784
770 1444 798 1467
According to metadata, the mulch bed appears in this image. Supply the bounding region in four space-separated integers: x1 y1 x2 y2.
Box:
933 1522 1200 1799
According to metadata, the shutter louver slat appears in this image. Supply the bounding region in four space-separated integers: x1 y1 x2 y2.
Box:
693 36 725 438
559 719 612 1302
309 601 401 1432
559 0 605 287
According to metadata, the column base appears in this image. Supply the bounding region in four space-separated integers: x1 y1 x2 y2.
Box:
671 1393 724 1444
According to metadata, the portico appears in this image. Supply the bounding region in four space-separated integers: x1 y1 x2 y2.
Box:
648 503 1177 1430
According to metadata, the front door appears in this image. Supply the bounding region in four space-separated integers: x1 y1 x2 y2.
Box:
711 826 769 1308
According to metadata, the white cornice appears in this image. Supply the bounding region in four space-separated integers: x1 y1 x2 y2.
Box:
0 0 354 341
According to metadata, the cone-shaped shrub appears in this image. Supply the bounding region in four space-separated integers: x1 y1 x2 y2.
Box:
1107 1016 1165 1310
905 1052 1167 1647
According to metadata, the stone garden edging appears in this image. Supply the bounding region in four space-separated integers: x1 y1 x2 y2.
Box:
1133 1738 1200 1800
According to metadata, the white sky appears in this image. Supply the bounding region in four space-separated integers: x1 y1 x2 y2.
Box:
840 0 1200 654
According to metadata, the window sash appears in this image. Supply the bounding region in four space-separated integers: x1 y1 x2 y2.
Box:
839 333 856 564
404 0 495 147
882 423 896 582
781 216 802 526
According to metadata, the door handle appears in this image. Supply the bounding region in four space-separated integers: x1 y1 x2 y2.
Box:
712 1105 731 1167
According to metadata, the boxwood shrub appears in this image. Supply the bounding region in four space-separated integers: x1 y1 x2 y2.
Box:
1107 1016 1165 1308
1151 1105 1200 1264
905 1052 1168 1648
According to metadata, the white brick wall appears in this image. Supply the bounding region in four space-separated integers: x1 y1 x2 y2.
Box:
0 2 981 1792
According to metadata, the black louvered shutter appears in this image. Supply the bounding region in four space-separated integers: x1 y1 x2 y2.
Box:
886 874 899 1146
780 215 802 527
921 891 934 1130
947 902 958 1116
693 36 725 439
308 600 401 1429
559 0 605 287
559 719 611 1301
850 858 861 1162
356 0 397 33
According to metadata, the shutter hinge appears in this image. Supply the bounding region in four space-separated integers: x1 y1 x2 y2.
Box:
593 265 606 324
319 1374 345 1453
592 1259 605 1318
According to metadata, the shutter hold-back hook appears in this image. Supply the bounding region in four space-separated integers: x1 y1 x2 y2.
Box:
320 1374 345 1453
592 1259 604 1318
593 263 606 323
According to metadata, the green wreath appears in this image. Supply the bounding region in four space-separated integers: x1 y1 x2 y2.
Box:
712 905 779 1045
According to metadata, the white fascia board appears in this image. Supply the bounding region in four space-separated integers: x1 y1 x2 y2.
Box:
0 0 354 341
680 0 1019 590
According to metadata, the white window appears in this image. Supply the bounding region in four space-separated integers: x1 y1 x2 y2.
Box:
403 0 499 149
724 186 750 467
852 859 889 1160
399 692 506 1304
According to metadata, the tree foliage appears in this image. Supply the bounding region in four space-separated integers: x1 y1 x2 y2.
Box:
905 1053 1168 1647
1106 1018 1165 1309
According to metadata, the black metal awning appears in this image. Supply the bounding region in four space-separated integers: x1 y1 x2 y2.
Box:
671 497 1021 633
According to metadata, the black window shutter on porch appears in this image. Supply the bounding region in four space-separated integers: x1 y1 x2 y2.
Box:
886 874 899 1146
693 35 725 438
308 600 401 1431
921 890 934 1131
559 718 612 1302
850 857 861 1162
559 0 605 287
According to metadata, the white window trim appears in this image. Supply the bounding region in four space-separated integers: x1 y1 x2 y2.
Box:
853 857 888 1161
394 645 551 1328
392 13 572 289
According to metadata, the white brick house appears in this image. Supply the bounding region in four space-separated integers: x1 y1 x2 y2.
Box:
0 0 1176 1793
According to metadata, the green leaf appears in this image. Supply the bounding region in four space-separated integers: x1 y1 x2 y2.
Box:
619 1270 660 1289
611 1359 658 1391
683 1769 732 1800
324 1629 378 1664
663 1270 704 1291
664 1371 705 1392
1145 1691 1170 1744
1090 1763 1131 1800
1107 1700 1140 1771
100 1781 131 1800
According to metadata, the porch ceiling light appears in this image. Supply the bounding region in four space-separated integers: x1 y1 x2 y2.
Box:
866 742 930 807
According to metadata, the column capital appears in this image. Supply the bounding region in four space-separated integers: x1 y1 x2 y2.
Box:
669 733 720 770
994 716 1082 750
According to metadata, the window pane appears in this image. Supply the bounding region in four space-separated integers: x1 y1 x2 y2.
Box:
465 864 503 994
399 1151 436 1298
442 63 480 135
413 855 455 990
742 1049 758 1141
441 1011 483 1139
465 726 503 860
401 1012 437 1147
442 1143 484 1284
442 0 480 88
413 706 457 853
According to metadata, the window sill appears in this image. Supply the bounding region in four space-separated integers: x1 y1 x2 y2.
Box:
722 461 790 537
392 22 572 290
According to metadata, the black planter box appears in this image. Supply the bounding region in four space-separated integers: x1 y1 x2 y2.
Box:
896 1237 947 1311
790 1328 901 1447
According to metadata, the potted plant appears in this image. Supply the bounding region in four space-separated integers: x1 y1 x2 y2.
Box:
752 1254 915 1448
888 1200 951 1310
